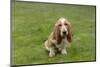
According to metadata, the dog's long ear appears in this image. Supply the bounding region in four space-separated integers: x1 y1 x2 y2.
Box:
67 23 73 43
53 23 62 44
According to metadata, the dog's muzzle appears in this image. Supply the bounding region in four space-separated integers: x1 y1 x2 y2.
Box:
63 31 66 35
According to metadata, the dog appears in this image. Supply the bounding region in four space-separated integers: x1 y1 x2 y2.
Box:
44 17 73 57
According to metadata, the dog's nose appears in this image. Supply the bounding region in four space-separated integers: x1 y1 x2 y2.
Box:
63 31 66 35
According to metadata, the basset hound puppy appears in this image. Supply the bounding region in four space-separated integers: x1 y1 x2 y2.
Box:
44 17 73 57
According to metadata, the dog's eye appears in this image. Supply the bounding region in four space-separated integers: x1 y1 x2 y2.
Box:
64 23 67 25
58 24 62 26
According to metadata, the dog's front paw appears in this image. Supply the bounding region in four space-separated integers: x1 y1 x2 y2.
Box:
61 49 67 55
49 52 55 57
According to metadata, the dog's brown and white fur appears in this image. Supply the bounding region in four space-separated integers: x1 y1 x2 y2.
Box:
44 17 72 57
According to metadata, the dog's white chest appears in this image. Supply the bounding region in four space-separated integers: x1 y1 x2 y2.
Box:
55 38 67 49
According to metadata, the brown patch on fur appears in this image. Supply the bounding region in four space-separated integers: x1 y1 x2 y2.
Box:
53 23 63 44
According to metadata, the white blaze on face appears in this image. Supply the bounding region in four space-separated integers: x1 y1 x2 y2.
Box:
60 18 68 36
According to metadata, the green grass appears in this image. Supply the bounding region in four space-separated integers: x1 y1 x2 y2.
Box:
12 1 96 65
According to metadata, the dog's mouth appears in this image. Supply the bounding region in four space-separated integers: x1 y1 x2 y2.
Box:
62 35 66 38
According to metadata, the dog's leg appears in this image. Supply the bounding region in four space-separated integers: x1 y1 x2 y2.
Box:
44 40 56 57
61 47 67 55
49 47 55 57
60 43 67 55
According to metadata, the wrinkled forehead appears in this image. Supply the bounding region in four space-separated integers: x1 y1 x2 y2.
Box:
56 18 68 25
60 18 66 22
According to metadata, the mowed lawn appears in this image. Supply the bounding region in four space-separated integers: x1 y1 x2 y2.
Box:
12 1 96 65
